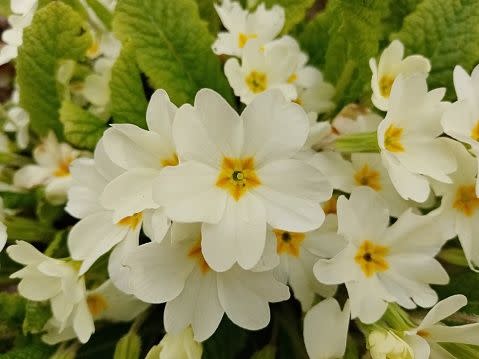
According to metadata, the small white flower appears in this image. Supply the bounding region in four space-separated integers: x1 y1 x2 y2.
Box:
441 64 479 195
404 295 479 359
368 330 414 359
314 187 449 324
145 327 202 359
13 132 83 204
212 0 284 57
127 223 290 341
432 140 479 270
370 40 431 111
303 298 350 359
311 152 409 217
224 39 298 104
7 241 93 342
262 216 345 311
42 280 149 344
154 89 332 272
377 74 456 202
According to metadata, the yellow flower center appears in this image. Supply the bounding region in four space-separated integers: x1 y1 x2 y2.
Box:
87 294 108 317
86 39 101 59
188 239 210 274
216 157 261 201
117 212 143 229
245 71 268 94
417 330 430 338
471 121 479 141
379 74 395 98
287 73 298 84
238 32 257 49
322 195 338 215
53 156 74 177
292 97 303 106
384 124 405 153
453 184 479 217
354 240 389 277
354 164 382 191
273 229 305 257
161 153 179 167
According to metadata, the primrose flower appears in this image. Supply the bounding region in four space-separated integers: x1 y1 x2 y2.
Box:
212 0 284 57
377 74 456 202
370 40 431 111
314 187 449 324
13 132 83 204
127 223 290 341
368 330 414 359
404 295 479 358
154 89 332 272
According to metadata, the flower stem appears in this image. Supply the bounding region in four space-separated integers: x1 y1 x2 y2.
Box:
334 131 380 153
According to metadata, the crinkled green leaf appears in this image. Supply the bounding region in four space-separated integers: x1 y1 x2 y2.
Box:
196 0 220 34
110 43 148 129
60 100 108 150
113 332 141 359
392 0 479 98
17 2 91 139
22 302 51 335
265 0 314 34
382 0 422 38
0 192 36 210
0 340 55 359
0 293 26 329
113 0 233 105
38 0 89 21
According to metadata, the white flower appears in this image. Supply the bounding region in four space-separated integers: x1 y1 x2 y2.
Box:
370 40 431 111
404 295 479 359
432 140 479 270
303 298 350 359
127 223 290 342
145 327 202 359
7 241 93 343
154 89 332 272
212 0 284 57
13 132 83 204
262 216 345 311
42 280 149 344
377 74 456 202
0 1 37 65
441 64 479 195
332 106 382 136
100 89 177 241
224 39 297 104
66 140 144 293
4 88 30 150
368 330 414 359
314 187 449 324
311 152 409 217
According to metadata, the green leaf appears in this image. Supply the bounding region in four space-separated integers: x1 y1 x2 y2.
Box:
321 0 389 108
0 340 56 359
60 100 108 150
38 0 89 18
0 0 10 16
381 0 422 38
113 332 141 359
109 43 148 129
264 0 314 34
85 0 113 30
5 217 56 243
196 0 221 34
0 293 26 329
392 0 479 98
22 302 51 335
36 193 65 226
251 345 276 359
0 191 36 210
17 2 91 139
203 318 248 359
435 271 479 315
113 0 233 105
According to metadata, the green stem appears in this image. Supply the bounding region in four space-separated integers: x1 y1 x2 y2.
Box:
334 131 380 153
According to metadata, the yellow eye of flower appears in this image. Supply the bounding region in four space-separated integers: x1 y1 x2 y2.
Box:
287 73 298 84
53 156 74 177
354 240 389 277
216 157 261 201
354 165 382 191
379 74 395 98
471 121 479 141
453 184 479 216
238 32 258 49
322 195 338 215
86 39 101 59
273 229 305 257
161 153 179 167
188 239 210 274
117 212 143 229
245 71 268 94
384 124 405 153
87 294 108 317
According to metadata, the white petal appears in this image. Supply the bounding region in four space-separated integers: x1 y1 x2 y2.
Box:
7 240 47 265
73 299 95 343
346 279 391 324
309 152 355 192
13 165 51 188
146 89 176 138
416 295 467 330
313 245 361 285
427 323 479 346
142 208 171 243
17 273 61 301
404 335 431 359
108 228 140 294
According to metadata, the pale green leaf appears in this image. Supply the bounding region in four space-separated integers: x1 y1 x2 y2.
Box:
110 43 148 129
113 332 141 359
17 2 91 139
113 0 233 105
60 100 108 150
392 0 479 98
196 0 221 34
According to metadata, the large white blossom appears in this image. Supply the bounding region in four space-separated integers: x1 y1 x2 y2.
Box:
154 89 332 272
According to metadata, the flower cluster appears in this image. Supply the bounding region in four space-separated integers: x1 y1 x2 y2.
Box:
0 0 479 358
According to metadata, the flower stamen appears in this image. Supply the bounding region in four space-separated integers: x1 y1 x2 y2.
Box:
355 240 389 277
